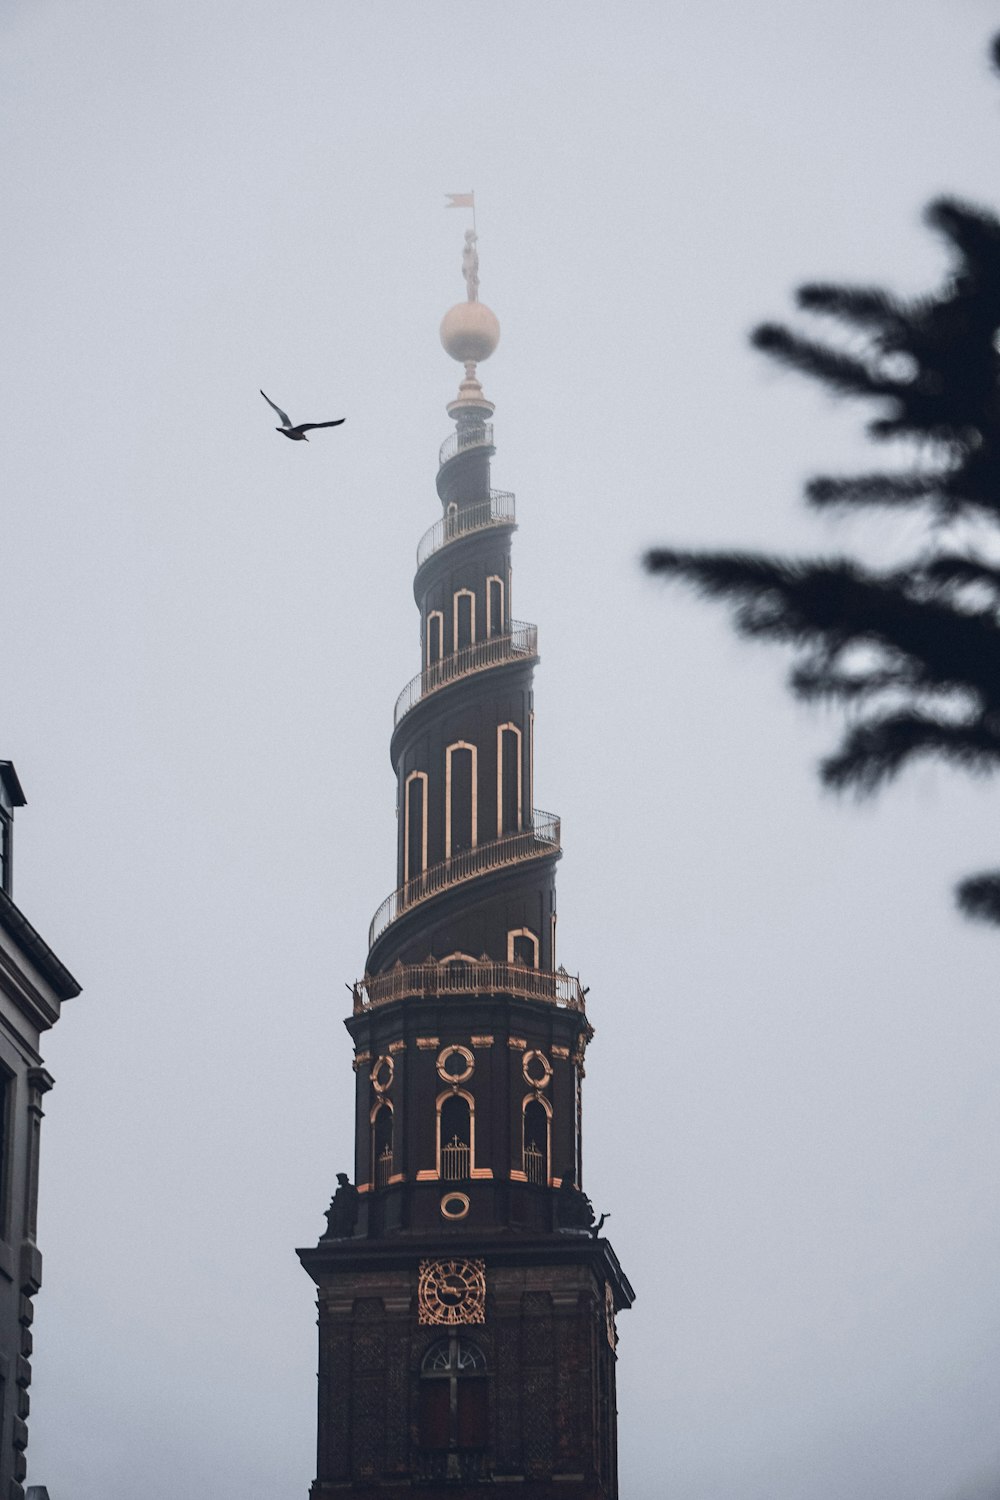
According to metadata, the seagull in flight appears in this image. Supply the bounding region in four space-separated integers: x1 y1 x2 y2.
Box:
260 390 346 441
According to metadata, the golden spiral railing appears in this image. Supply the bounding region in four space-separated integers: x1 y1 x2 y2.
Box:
438 423 494 468
416 490 515 569
367 810 561 950
393 621 537 729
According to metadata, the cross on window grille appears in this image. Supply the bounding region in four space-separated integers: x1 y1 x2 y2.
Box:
442 1135 470 1181
524 1139 545 1185
376 1143 394 1187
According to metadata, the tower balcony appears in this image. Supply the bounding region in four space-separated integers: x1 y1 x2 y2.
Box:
368 810 560 950
393 621 538 729
352 956 587 1014
415 489 515 570
438 422 494 469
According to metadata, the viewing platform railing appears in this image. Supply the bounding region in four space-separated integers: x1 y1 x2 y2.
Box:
393 621 538 729
368 810 560 950
353 957 586 1014
438 423 494 468
416 490 515 570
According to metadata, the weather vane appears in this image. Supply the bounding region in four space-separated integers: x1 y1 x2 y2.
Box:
445 191 478 302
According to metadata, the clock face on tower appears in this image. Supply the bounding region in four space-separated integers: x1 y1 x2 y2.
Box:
418 1258 487 1326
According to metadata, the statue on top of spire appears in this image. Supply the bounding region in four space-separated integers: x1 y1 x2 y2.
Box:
462 228 480 303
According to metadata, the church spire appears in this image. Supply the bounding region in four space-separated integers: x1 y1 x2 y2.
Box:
299 224 633 1498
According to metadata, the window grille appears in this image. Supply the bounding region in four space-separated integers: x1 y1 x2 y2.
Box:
441 1135 471 1181
376 1143 394 1188
523 1139 545 1185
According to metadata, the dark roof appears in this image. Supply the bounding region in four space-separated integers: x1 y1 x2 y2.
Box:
0 763 26 808
0 889 80 1001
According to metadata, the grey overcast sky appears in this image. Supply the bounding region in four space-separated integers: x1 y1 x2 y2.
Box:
3 2 1000 1497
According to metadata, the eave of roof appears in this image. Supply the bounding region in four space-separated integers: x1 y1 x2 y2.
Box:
0 763 26 808
0 890 80 1001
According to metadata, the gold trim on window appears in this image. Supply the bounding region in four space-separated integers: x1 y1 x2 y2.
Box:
452 588 476 652
426 610 444 668
436 1088 476 1179
445 741 478 858
486 574 505 637
404 770 429 878
496 722 523 835
507 926 538 966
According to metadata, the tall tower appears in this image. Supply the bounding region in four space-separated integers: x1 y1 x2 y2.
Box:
299 232 633 1499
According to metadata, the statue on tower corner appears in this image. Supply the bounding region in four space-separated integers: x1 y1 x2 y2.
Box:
322 1173 359 1240
462 228 480 302
555 1167 596 1233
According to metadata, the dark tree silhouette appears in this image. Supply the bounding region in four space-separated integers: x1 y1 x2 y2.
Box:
646 36 1000 925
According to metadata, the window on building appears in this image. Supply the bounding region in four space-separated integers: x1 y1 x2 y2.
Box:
454 591 475 652
447 745 475 856
372 1103 394 1188
487 576 504 637
405 773 427 882
439 1094 472 1180
509 930 538 967
419 1336 488 1452
427 612 444 669
0 1070 13 1239
523 1099 549 1185
498 726 521 834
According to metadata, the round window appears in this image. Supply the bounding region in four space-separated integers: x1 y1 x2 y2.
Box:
371 1055 395 1094
436 1045 475 1085
522 1050 552 1088
440 1192 470 1221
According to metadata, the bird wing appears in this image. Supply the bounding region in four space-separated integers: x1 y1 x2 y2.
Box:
296 419 346 432
260 390 292 426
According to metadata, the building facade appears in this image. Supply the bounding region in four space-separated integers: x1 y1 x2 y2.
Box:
299 242 633 1498
0 764 78 1500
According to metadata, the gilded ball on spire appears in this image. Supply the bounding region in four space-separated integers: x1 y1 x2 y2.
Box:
439 301 501 364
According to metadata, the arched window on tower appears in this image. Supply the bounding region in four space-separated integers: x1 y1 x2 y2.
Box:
418 1336 488 1458
446 743 476 857
523 1097 550 1185
454 589 475 652
497 724 522 835
487 576 504 637
438 1092 473 1180
508 928 538 967
405 771 428 883
372 1102 394 1188
427 611 444 669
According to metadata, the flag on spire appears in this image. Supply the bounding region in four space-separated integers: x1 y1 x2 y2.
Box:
445 192 474 208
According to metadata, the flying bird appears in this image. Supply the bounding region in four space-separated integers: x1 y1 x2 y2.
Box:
260 390 345 441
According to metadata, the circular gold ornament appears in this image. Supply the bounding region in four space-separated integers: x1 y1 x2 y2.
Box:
440 1191 470 1221
436 1045 475 1086
371 1055 394 1094
522 1050 552 1089
418 1257 486 1325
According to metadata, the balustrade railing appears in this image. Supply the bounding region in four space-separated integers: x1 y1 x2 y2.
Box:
376 1146 394 1188
441 1136 471 1181
524 1141 546 1186
353 957 586 1013
367 810 561 949
394 621 537 728
416 490 515 570
438 422 494 468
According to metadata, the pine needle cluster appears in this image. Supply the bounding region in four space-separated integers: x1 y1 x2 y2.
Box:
646 36 1000 924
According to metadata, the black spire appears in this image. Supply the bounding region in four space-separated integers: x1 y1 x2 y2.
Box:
299 237 633 1498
